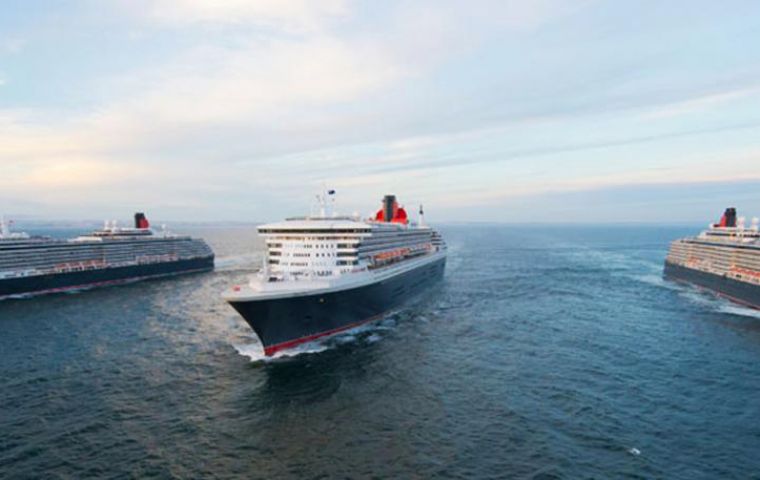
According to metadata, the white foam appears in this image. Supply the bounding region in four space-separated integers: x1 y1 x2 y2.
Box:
717 304 760 320
232 339 329 363
213 254 261 271
367 333 382 343
634 274 682 291
232 314 398 362
560 247 669 289
329 322 386 344
680 289 719 308
378 317 397 329
334 333 358 344
232 341 266 361
677 289 760 319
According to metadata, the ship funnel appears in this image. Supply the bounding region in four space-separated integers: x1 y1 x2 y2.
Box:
134 212 150 229
718 207 737 228
383 195 397 223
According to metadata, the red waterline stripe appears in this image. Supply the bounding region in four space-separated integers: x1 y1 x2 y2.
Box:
0 267 211 301
263 313 387 356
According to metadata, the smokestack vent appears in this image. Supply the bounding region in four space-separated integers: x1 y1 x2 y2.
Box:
134 212 150 229
724 207 737 228
383 195 396 223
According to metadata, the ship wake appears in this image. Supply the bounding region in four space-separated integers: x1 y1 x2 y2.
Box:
717 304 760 320
232 316 398 363
213 253 261 272
679 288 760 319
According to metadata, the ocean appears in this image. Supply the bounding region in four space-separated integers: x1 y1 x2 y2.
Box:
1 225 759 479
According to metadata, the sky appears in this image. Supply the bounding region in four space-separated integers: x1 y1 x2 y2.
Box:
2 0 760 223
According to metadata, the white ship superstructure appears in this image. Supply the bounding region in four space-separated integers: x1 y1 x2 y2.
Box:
230 195 445 297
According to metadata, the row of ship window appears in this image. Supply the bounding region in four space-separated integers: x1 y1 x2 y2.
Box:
264 231 430 241
266 236 431 249
271 252 354 258
266 243 345 249
669 253 760 271
265 236 362 240
272 243 427 258
259 229 370 234
0 245 207 269
285 243 361 249
269 259 358 266
0 243 200 255
0 245 202 258
671 243 760 266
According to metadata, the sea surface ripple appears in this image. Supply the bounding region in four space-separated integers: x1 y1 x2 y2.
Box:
1 225 760 479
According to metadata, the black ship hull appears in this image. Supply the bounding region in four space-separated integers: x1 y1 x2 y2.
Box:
228 256 446 356
0 256 214 300
664 261 760 309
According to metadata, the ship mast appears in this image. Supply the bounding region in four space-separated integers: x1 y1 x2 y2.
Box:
0 215 29 240
0 215 9 238
315 188 337 218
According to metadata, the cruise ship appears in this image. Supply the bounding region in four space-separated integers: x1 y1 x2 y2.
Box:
665 207 760 309
224 194 447 356
0 213 214 300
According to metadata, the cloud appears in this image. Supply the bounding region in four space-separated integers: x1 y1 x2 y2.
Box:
20 158 139 188
136 0 348 32
133 37 404 124
442 179 760 224
238 115 760 184
3 0 760 221
643 86 760 119
430 149 760 209
0 31 409 166
0 38 24 55
0 0 417 217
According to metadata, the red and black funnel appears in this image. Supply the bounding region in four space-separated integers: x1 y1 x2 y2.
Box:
374 195 409 224
134 212 150 229
717 207 737 228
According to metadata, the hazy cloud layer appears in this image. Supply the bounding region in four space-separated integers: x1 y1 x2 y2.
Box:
1 0 760 222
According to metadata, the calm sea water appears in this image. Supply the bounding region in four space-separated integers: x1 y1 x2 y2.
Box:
2 225 760 479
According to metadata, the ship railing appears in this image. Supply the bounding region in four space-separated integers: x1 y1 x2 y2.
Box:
135 253 179 264
0 269 40 279
728 267 760 284
13 254 207 277
52 259 108 273
367 244 434 270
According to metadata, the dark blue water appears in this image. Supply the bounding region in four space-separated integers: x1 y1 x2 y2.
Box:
2 225 760 479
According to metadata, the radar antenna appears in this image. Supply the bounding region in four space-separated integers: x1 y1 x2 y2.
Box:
315 188 337 218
